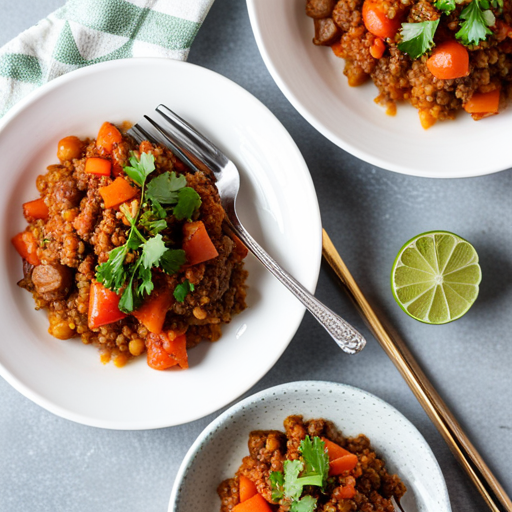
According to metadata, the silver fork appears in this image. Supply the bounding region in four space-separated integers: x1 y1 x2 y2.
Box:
128 105 366 354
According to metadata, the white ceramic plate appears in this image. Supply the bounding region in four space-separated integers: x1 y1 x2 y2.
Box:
0 58 321 429
247 0 512 178
169 381 452 512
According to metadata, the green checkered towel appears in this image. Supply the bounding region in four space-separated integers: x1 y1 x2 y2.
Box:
0 0 215 117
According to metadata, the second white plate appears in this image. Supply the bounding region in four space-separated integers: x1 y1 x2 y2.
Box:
247 0 512 178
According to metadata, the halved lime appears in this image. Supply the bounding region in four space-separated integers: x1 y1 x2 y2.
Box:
391 231 481 324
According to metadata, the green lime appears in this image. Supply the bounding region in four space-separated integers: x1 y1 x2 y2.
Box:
391 231 482 324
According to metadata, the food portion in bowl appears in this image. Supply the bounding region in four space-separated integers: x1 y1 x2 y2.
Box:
217 415 406 511
12 122 248 369
306 0 512 128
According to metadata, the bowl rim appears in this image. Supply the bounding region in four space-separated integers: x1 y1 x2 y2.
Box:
168 379 451 511
0 58 323 429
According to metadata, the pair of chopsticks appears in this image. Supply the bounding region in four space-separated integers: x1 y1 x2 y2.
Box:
322 229 512 512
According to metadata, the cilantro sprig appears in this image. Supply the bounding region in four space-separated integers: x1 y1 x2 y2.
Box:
173 279 195 302
456 0 495 46
270 436 329 512
95 151 199 314
398 20 439 60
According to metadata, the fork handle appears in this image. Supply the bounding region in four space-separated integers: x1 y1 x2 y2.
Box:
229 222 366 354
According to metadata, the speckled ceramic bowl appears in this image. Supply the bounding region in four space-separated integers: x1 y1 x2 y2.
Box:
168 380 452 512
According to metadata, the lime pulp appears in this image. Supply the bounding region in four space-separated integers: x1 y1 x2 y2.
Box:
391 231 482 324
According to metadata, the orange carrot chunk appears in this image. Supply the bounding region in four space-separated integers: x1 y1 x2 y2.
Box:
132 288 174 335
426 40 469 80
239 475 258 503
464 89 500 114
146 332 188 370
182 221 219 266
362 0 402 39
337 483 357 499
12 231 40 266
88 281 127 330
329 454 359 476
99 177 138 209
321 437 353 461
232 493 273 512
23 198 49 221
370 37 386 59
96 122 123 154
85 157 111 176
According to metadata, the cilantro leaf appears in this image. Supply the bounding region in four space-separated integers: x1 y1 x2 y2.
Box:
139 210 167 236
160 249 186 275
270 471 285 501
283 460 304 501
141 234 167 269
173 187 202 221
456 0 493 46
173 279 195 302
299 436 329 488
118 263 143 314
124 151 156 186
96 245 128 293
290 496 317 512
398 20 439 59
435 0 456 13
146 171 187 204
137 265 154 297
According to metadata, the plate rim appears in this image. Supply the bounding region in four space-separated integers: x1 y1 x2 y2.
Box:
168 379 452 511
0 57 323 429
246 0 510 179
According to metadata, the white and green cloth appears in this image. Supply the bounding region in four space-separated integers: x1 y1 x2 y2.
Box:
0 0 214 117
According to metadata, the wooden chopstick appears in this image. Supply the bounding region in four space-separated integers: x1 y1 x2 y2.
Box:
322 229 512 512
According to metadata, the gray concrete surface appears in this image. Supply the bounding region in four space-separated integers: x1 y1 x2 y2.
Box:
0 1 511 511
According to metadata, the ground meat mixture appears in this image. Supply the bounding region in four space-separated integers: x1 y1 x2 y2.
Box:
306 0 512 127
218 415 406 512
14 123 248 369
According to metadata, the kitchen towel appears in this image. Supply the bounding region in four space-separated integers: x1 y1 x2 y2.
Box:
0 0 215 116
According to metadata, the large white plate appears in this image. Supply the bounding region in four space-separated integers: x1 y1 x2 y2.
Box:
169 381 452 512
247 0 512 178
0 58 321 429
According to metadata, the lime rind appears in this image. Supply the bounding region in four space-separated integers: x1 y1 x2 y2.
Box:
391 231 481 324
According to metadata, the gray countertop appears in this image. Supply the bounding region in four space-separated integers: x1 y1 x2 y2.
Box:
0 1 511 511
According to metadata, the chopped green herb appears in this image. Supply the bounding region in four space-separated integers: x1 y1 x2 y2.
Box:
146 171 186 204
269 436 329 510
173 187 202 221
139 210 167 236
435 0 456 14
173 279 195 302
124 151 155 186
161 249 187 275
291 495 318 512
141 234 167 269
456 0 493 46
398 20 440 60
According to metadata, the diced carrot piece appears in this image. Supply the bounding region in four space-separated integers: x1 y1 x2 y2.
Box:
85 157 111 176
427 40 469 80
329 454 359 476
146 332 188 370
23 198 49 221
96 122 123 154
232 493 273 512
337 483 357 499
132 288 174 334
362 0 402 39
12 231 40 266
88 281 127 330
370 37 386 59
321 437 352 461
182 221 219 266
239 475 258 503
464 89 500 114
99 177 138 209
230 232 248 262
